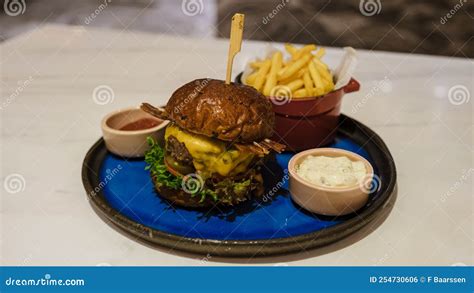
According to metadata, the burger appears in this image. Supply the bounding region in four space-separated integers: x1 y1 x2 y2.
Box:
141 78 285 208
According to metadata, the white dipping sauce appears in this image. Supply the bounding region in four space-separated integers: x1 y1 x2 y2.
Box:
296 155 366 188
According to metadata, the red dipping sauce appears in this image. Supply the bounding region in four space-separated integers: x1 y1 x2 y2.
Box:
120 118 161 131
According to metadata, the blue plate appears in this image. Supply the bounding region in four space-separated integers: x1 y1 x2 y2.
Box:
83 115 396 256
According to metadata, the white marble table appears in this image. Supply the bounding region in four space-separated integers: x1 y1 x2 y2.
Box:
1 25 472 266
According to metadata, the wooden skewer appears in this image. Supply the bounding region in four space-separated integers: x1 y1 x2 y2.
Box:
225 13 245 84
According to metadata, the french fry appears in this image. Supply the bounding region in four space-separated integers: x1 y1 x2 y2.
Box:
314 63 334 92
325 80 335 93
245 72 258 85
277 60 295 77
263 52 283 96
277 67 286 77
316 65 331 82
250 61 265 69
278 68 305 85
283 79 304 91
303 71 314 93
253 59 271 91
278 54 312 80
296 68 306 78
293 44 317 60
293 88 307 97
313 57 329 71
308 61 324 90
314 48 326 59
324 75 335 92
284 43 297 56
312 87 325 96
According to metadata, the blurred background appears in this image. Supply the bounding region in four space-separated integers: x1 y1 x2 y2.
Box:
1 0 473 57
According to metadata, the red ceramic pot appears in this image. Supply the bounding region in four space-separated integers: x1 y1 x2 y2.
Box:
235 73 360 151
269 78 360 151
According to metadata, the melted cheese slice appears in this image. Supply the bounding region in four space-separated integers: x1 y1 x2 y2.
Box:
165 124 254 177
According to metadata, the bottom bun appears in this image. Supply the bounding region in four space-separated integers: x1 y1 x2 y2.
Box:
151 174 264 209
154 181 215 209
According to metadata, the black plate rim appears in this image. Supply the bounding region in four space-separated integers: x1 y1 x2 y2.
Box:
82 114 397 257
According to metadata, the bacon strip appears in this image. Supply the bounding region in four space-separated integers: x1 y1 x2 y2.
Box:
235 139 286 156
234 143 266 156
253 141 270 155
262 139 286 153
141 103 169 120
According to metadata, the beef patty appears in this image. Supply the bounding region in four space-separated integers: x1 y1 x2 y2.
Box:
165 135 194 168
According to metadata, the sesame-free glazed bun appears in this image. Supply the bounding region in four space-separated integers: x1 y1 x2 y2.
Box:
165 79 274 143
